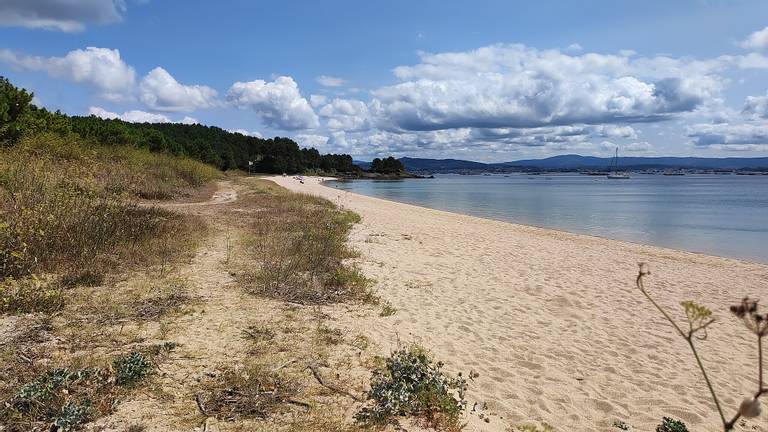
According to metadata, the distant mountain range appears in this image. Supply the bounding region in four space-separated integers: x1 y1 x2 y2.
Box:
355 155 768 172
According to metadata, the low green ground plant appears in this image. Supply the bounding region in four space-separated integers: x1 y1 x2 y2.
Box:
0 344 174 432
655 417 689 432
113 352 153 386
355 345 468 431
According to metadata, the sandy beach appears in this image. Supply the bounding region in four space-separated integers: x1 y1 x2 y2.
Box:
270 175 768 432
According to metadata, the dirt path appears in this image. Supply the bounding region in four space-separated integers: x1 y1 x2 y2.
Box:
157 182 239 209
93 180 281 431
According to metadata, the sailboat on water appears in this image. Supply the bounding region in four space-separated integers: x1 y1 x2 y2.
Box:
607 147 631 179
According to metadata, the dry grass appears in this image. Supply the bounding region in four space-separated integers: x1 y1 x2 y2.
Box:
193 296 377 431
132 279 197 320
192 180 385 430
0 275 64 314
0 133 211 313
0 132 216 430
237 180 372 305
197 364 302 421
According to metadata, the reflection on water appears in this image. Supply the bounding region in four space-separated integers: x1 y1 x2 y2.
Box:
329 174 768 264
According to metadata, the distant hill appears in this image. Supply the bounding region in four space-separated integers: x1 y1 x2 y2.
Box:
353 160 371 170
399 157 490 171
500 155 768 170
355 155 768 173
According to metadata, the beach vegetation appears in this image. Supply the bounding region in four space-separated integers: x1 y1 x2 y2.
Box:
239 181 372 305
316 324 345 345
197 363 301 421
0 275 64 314
0 132 212 291
132 279 196 320
113 352 154 386
636 263 766 431
355 344 468 431
0 344 174 432
612 419 631 430
655 417 689 432
379 300 397 317
512 423 556 432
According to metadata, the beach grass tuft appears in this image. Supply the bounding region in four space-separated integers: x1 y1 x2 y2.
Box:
238 180 372 305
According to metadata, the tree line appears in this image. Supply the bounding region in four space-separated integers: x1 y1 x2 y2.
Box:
0 76 360 174
369 156 405 174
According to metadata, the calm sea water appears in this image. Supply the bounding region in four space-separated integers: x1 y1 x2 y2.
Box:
329 174 768 264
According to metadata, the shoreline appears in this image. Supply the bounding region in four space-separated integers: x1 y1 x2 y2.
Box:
270 175 768 431
317 176 765 267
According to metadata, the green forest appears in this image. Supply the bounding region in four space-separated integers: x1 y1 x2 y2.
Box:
0 76 360 174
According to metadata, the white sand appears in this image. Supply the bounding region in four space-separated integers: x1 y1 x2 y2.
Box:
269 175 768 432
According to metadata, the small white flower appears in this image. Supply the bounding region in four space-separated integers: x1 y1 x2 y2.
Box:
739 397 762 418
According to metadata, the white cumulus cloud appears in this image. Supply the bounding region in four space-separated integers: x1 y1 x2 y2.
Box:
600 140 654 153
295 133 330 149
226 76 319 130
687 121 768 149
686 91 768 150
139 67 218 112
88 106 200 124
0 0 124 32
373 44 722 132
228 128 263 138
318 98 371 131
309 94 328 107
0 47 135 100
89 106 171 123
741 26 768 51
316 75 347 87
743 92 768 119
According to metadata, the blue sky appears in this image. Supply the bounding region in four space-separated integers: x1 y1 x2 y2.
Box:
2 0 768 161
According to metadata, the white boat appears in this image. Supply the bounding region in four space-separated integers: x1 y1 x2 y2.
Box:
606 147 630 179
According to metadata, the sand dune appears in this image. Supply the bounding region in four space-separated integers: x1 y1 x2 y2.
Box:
269 175 768 432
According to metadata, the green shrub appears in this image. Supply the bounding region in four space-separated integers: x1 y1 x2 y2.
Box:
379 300 397 317
613 420 631 430
113 352 153 386
355 345 467 431
1 344 175 431
656 417 689 432
53 400 91 432
0 275 64 314
3 367 109 431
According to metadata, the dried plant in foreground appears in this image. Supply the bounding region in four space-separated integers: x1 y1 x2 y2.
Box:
636 263 766 431
196 365 304 421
